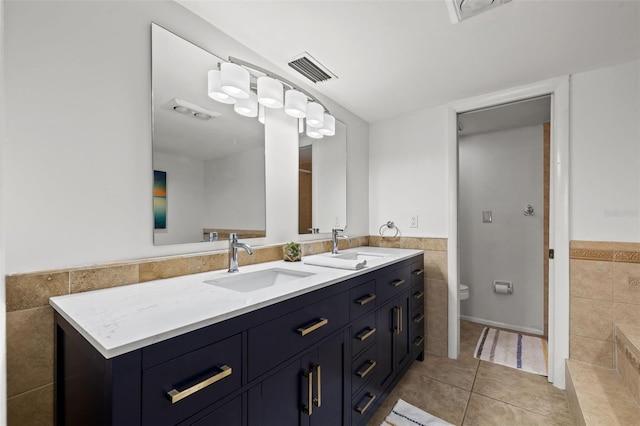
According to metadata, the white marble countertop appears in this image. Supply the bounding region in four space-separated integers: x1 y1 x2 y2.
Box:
50 247 422 359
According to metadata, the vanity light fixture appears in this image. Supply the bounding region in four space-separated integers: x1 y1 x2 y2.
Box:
319 113 335 136
220 62 250 99
234 92 258 117
284 89 308 118
306 125 323 139
207 70 236 104
257 77 284 108
306 102 324 128
208 56 336 135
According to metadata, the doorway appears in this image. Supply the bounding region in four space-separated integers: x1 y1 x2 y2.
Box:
457 96 550 337
446 77 570 388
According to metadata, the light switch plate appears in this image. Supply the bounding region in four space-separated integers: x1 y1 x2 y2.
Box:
482 211 492 223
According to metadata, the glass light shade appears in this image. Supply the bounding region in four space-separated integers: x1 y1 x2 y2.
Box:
319 113 336 136
207 70 236 104
306 125 323 139
220 62 250 99
306 102 325 128
258 104 265 124
284 89 307 118
257 77 283 109
234 92 258 117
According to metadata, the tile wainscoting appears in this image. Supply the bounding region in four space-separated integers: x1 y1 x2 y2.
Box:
570 240 640 369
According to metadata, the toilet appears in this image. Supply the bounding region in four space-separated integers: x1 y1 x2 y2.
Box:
459 284 469 301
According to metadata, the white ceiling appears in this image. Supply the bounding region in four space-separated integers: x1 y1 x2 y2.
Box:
177 0 640 123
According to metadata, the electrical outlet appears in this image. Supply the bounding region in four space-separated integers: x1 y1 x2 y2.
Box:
410 214 418 228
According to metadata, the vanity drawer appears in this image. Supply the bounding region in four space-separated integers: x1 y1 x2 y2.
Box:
248 290 349 381
376 267 411 302
352 343 377 396
351 312 377 357
411 324 425 358
141 334 242 426
351 381 379 426
411 260 425 285
410 283 425 313
350 279 377 320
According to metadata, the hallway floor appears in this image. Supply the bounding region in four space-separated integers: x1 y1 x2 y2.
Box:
367 320 572 425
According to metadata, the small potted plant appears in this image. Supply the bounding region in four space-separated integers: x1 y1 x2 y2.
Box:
283 241 302 262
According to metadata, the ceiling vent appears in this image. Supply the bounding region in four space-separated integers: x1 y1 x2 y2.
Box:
447 0 511 23
288 52 337 84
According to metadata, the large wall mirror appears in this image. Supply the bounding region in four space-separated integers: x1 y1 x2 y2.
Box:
298 121 347 234
152 24 266 245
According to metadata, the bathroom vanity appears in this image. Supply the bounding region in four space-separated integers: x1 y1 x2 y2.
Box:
51 248 425 425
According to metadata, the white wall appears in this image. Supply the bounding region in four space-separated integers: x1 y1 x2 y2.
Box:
459 125 544 334
3 1 369 274
0 0 7 420
313 122 347 231
369 106 448 237
570 60 640 241
204 148 266 231
152 151 205 245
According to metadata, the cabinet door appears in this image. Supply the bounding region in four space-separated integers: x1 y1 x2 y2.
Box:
394 292 412 372
376 292 411 392
248 333 346 426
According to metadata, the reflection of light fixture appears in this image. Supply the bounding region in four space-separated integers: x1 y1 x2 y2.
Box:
285 89 307 118
220 62 250 99
234 92 258 117
306 102 324 128
446 0 511 23
319 113 335 136
306 125 323 139
163 98 221 121
257 77 283 108
208 70 236 104
208 56 336 136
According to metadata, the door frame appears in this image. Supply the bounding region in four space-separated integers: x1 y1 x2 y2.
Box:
446 76 570 388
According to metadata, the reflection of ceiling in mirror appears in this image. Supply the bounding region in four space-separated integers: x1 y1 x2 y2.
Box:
152 24 264 162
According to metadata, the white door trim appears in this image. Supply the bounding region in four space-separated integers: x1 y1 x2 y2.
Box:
446 76 570 389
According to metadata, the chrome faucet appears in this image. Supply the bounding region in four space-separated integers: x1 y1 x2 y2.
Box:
331 228 351 254
228 233 253 273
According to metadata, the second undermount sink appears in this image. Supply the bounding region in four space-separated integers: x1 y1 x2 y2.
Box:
204 268 315 293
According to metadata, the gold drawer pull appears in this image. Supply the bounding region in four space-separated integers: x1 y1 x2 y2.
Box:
303 370 313 415
391 279 405 287
355 293 376 306
297 318 329 336
356 392 377 414
413 290 425 300
356 360 377 378
413 313 425 324
313 364 322 408
414 336 425 347
167 365 232 404
356 327 376 342
413 268 424 276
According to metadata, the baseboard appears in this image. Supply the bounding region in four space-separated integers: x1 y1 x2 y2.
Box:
460 315 544 336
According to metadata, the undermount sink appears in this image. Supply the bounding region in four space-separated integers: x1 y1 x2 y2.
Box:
204 268 315 293
333 252 386 262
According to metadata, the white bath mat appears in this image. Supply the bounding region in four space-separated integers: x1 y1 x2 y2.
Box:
381 399 454 426
474 327 548 376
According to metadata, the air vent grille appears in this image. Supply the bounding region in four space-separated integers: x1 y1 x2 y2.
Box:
288 52 337 84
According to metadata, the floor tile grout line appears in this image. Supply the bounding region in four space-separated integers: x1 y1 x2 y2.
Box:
459 357 481 425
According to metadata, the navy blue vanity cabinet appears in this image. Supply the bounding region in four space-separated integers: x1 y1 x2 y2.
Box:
54 252 425 426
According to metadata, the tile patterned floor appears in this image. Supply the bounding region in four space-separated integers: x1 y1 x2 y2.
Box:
367 320 572 426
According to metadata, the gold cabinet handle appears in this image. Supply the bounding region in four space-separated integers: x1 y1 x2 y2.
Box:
391 279 405 287
413 290 425 300
297 318 329 336
356 327 376 342
313 364 321 408
394 307 400 335
356 360 377 378
399 306 403 333
414 336 425 347
167 365 232 404
412 268 424 276
303 370 313 415
413 313 425 324
355 293 376 306
356 393 377 414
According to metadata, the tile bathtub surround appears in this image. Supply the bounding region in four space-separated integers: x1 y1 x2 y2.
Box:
569 240 640 369
615 324 640 405
4 236 371 426
370 236 448 357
